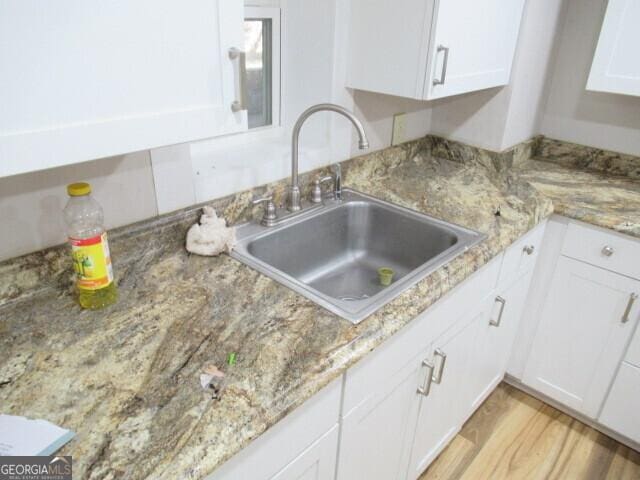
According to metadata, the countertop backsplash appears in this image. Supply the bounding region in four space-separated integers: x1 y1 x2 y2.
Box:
1 134 639 309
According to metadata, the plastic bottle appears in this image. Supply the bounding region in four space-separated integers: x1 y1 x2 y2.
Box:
63 182 117 309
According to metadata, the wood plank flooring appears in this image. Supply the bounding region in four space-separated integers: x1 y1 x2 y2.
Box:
419 383 640 480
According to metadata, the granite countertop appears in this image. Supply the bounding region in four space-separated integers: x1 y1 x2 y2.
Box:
517 158 640 238
0 137 638 479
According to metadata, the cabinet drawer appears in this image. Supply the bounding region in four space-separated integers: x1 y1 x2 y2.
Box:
499 221 546 288
626 326 640 368
599 362 640 444
561 222 640 280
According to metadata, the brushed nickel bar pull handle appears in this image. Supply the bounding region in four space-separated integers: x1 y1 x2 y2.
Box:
433 45 449 86
432 349 447 384
490 296 507 327
622 293 638 324
417 360 435 397
229 47 247 112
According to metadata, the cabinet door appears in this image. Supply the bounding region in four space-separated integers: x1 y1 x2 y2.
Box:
347 0 435 99
470 272 534 411
407 316 478 480
337 353 424 480
587 0 640 97
206 380 341 480
271 427 339 480
424 0 525 100
523 256 640 418
0 0 247 178
599 362 640 444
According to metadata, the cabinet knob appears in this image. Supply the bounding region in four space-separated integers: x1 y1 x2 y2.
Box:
602 245 614 257
523 245 535 255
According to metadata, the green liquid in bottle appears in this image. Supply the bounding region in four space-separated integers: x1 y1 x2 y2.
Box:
78 281 118 310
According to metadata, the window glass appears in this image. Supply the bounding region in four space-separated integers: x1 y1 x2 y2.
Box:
244 19 273 129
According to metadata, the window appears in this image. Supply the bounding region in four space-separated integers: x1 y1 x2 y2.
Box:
186 2 346 204
244 7 280 130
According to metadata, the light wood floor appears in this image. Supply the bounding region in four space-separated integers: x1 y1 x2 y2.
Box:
419 383 640 480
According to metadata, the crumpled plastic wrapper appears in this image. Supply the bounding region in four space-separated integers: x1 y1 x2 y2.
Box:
200 364 226 400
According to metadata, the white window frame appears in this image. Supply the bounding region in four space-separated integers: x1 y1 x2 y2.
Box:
244 6 281 132
193 6 281 152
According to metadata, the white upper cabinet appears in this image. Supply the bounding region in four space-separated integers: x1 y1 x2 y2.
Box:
587 0 640 97
0 0 247 178
347 0 526 101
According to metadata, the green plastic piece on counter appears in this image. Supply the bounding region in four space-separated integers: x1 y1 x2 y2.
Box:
378 267 394 286
227 352 237 366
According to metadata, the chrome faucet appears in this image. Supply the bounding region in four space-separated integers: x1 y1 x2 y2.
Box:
288 103 369 211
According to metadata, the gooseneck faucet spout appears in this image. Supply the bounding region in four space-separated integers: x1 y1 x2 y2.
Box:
288 103 369 211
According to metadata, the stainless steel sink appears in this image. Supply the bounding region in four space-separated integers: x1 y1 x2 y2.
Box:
231 189 485 323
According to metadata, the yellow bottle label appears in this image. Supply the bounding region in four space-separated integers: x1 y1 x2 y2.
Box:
69 232 114 290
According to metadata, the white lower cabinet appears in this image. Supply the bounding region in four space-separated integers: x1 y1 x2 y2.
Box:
469 271 535 412
337 255 503 480
336 352 422 480
599 362 640 444
271 427 339 480
522 255 640 418
407 312 481 480
405 268 536 480
207 379 341 480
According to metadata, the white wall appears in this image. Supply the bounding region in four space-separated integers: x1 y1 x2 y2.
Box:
351 90 432 153
501 0 567 148
540 0 640 156
429 87 511 151
0 152 157 261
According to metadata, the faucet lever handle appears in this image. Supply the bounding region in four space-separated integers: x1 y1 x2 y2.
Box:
251 192 273 205
311 176 334 203
251 193 277 226
316 175 334 186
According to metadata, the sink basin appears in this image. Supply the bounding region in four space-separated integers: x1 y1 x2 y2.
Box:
231 189 484 323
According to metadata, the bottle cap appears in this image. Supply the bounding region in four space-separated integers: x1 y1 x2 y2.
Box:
67 182 91 196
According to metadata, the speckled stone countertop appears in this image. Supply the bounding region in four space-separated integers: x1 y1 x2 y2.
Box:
516 159 640 238
0 136 637 479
